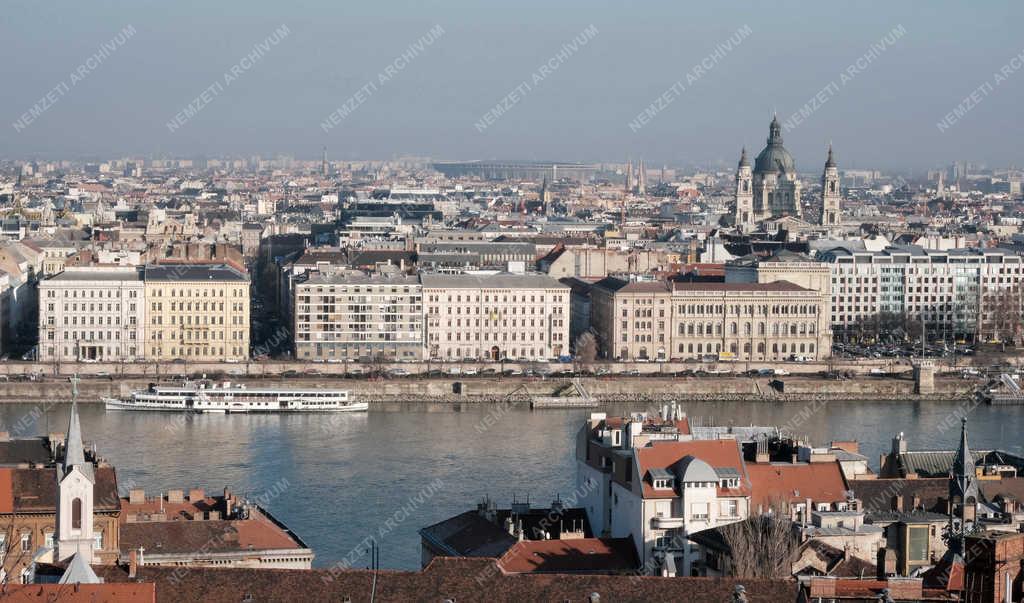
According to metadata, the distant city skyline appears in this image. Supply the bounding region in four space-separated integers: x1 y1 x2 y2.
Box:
3 0 1023 170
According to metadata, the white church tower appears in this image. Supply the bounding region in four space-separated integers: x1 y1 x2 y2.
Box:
821 144 841 227
56 376 95 563
734 148 754 231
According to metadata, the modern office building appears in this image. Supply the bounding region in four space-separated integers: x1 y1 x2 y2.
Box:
819 246 1024 342
293 273 423 361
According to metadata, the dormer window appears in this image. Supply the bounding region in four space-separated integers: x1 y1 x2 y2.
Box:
649 468 674 490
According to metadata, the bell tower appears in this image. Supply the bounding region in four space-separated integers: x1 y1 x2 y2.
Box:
57 376 95 563
821 144 841 227
946 418 979 556
734 148 754 231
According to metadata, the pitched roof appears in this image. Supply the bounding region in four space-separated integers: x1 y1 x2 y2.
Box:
7 467 119 513
633 440 749 498
59 552 102 584
0 583 155 602
0 437 56 466
496 538 638 573
118 519 306 556
95 557 798 602
745 461 849 511
671 280 811 293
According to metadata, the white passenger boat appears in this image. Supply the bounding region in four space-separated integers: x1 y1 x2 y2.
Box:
103 381 367 413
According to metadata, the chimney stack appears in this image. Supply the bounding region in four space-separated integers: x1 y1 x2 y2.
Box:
128 549 138 578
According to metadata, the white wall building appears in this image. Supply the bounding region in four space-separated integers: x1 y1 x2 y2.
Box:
38 267 146 362
421 273 570 361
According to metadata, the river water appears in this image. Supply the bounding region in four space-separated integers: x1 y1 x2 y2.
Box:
2 399 1021 570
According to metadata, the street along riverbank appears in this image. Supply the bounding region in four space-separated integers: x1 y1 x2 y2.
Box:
0 374 974 404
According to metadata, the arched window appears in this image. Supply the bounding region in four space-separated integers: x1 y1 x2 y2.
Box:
72 498 82 530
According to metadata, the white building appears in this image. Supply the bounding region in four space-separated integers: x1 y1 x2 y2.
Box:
38 267 146 362
819 245 1024 341
421 273 570 361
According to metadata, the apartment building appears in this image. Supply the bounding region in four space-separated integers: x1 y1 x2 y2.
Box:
421 273 570 361
38 267 146 362
293 273 423 361
576 412 853 577
144 264 250 361
819 245 1024 341
589 277 831 362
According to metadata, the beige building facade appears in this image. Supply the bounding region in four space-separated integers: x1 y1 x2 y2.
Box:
144 264 250 361
590 278 831 362
421 273 570 361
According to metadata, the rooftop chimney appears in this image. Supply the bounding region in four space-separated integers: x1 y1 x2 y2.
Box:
128 489 146 505
188 488 205 502
128 550 138 579
167 489 184 504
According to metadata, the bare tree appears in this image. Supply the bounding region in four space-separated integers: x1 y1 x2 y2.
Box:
574 331 598 372
984 284 1024 347
719 511 800 579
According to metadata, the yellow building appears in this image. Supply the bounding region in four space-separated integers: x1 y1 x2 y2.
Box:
143 264 250 361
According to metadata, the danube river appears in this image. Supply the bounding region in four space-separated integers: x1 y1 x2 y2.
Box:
2 399 1021 570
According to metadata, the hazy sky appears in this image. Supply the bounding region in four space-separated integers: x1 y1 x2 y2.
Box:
3 0 1022 171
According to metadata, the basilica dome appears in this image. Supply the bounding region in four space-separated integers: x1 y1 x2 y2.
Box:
753 115 796 174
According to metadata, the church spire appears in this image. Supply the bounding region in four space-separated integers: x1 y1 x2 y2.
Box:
738 147 750 168
825 143 836 168
63 375 85 471
947 417 979 556
952 417 976 488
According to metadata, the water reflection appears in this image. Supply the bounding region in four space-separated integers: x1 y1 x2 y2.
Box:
0 400 1018 569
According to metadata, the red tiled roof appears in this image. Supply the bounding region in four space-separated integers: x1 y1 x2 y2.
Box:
0 468 13 514
497 538 638 573
119 496 219 523
0 583 155 602
746 461 849 511
633 440 748 498
95 557 798 603
119 518 304 555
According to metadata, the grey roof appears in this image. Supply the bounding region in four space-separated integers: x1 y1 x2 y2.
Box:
420 273 569 290
714 467 742 479
144 264 248 282
865 510 948 524
648 467 674 480
47 269 143 282
674 455 718 483
63 400 86 471
304 273 420 286
59 553 102 584
0 438 53 466
753 116 796 174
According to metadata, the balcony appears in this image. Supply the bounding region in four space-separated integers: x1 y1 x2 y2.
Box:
651 515 685 529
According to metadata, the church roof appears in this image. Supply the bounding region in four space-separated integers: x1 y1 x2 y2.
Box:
59 552 103 584
753 116 796 174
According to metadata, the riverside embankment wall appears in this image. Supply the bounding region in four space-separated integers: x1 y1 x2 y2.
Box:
0 375 971 404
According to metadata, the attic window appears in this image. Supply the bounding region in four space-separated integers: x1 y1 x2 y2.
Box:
653 478 673 489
